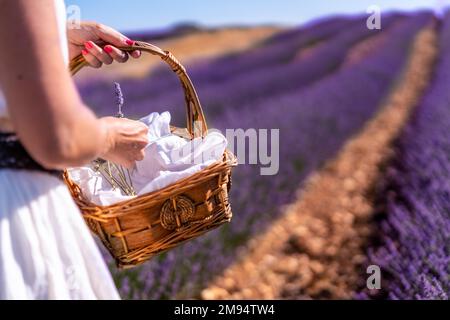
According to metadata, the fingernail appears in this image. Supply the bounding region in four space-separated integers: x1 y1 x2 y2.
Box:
125 39 135 46
81 49 88 55
84 41 93 50
104 45 113 54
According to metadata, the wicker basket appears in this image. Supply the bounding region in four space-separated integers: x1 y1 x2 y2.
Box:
63 41 237 269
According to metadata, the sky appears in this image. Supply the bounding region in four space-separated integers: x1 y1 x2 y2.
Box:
66 0 450 32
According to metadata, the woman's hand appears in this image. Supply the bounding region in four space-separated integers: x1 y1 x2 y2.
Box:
100 117 149 168
67 21 141 68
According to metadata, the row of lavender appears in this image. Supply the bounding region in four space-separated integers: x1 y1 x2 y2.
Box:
361 13 450 300
79 14 390 122
107 14 432 299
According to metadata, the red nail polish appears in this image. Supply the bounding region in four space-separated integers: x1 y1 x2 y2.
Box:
125 39 135 46
84 41 93 50
81 49 88 55
104 45 113 53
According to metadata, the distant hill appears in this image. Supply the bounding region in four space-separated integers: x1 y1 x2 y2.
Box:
125 23 204 41
125 23 282 42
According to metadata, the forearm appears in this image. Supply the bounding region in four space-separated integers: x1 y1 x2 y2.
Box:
36 102 108 169
0 0 107 169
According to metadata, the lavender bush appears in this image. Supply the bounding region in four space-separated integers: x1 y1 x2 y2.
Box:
360 13 450 300
78 13 432 299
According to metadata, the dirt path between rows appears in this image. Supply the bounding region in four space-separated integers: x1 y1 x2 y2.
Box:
200 24 438 300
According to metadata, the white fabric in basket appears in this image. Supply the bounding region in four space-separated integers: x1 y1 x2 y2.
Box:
69 112 227 206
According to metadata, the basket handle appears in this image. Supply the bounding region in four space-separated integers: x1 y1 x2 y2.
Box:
69 41 208 139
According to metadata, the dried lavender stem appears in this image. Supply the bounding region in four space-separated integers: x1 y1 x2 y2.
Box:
91 82 137 196
114 82 124 118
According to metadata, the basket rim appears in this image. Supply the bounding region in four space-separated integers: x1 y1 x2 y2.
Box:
65 149 237 212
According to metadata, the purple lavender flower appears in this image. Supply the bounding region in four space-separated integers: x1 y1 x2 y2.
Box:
114 82 124 118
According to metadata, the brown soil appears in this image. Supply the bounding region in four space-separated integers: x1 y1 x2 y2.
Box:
342 26 392 68
200 25 437 300
75 26 283 81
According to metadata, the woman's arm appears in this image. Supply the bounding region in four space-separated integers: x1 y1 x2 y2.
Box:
0 0 147 169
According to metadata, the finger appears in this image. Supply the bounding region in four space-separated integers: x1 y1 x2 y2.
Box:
137 123 149 135
104 45 129 63
94 23 131 48
135 150 145 162
130 50 141 59
122 159 135 169
84 41 113 65
81 50 102 68
136 139 149 149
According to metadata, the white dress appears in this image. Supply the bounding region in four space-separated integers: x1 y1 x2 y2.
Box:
0 0 120 300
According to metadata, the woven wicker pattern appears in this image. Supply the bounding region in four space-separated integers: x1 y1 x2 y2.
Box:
64 42 237 268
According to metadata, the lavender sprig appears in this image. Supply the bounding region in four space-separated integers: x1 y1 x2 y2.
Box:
114 82 124 118
91 82 136 196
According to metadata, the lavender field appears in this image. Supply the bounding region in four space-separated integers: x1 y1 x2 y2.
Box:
76 11 449 300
